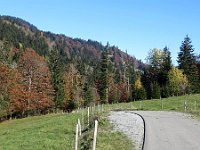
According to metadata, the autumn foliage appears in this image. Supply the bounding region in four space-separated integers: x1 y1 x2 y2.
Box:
9 49 54 117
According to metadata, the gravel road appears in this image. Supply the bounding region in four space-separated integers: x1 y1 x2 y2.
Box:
136 111 200 150
109 111 200 150
108 111 144 150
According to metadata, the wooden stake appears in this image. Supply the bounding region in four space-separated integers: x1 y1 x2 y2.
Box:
78 119 81 136
75 124 78 150
184 100 187 111
92 120 98 150
82 111 84 130
87 107 90 126
101 104 104 112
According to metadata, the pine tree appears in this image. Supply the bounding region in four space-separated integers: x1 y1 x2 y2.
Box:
160 46 172 97
152 82 161 99
177 35 199 93
98 46 109 104
125 51 136 101
83 83 93 107
49 47 65 111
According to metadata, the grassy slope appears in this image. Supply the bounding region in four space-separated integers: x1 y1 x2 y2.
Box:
0 110 133 150
0 113 79 150
133 94 200 117
104 94 200 117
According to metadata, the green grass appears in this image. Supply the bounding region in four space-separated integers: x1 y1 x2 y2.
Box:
103 94 200 118
96 114 133 150
0 112 80 150
0 109 133 150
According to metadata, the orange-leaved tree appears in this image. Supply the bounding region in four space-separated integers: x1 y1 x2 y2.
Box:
10 48 54 116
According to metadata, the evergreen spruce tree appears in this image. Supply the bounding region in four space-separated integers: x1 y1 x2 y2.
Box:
177 35 199 93
141 67 153 99
160 46 172 97
83 83 93 107
152 83 161 99
49 47 65 111
127 61 135 101
98 46 109 104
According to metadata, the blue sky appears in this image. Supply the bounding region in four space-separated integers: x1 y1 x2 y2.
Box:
0 0 200 65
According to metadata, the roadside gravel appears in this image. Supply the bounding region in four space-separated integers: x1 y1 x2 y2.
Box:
108 111 144 150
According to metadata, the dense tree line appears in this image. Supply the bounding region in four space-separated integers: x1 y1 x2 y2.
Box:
0 16 200 120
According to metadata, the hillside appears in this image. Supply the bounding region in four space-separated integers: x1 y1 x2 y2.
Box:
0 15 144 119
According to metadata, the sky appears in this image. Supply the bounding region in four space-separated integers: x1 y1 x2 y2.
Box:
0 0 200 65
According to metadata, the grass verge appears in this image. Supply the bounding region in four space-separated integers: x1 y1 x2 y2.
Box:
83 113 134 150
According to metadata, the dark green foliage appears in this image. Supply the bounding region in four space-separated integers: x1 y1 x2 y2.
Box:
0 16 49 57
161 86 170 98
113 68 121 83
136 87 146 100
145 47 172 99
128 66 135 101
83 83 93 106
98 47 109 104
177 35 199 93
66 100 78 112
159 47 172 98
152 83 161 99
141 67 153 99
197 55 200 82
159 46 172 86
49 47 65 110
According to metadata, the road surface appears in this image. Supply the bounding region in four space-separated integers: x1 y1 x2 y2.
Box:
109 111 144 150
136 111 200 150
109 111 200 150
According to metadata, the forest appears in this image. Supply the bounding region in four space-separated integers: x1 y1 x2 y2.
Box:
0 15 200 120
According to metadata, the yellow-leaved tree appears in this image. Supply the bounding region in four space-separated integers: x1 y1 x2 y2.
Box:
168 67 188 96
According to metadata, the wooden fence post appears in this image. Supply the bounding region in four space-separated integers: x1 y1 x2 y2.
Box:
101 104 104 112
82 110 84 130
78 119 81 136
75 124 79 150
97 104 100 114
92 120 98 150
87 107 90 126
184 100 187 111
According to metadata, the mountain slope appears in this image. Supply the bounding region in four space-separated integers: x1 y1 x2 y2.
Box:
0 15 145 118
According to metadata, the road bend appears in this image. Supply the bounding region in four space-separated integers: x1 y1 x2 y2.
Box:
136 111 200 150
